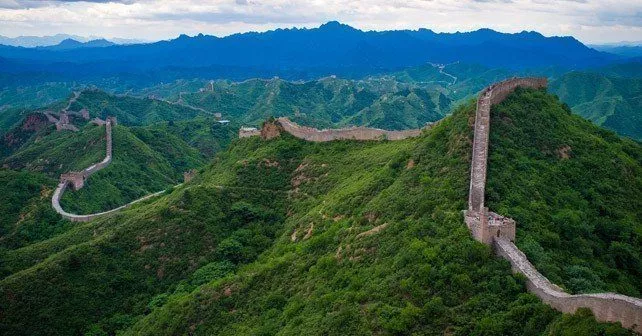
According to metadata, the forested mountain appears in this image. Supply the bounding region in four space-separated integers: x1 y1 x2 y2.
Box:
178 77 450 130
0 95 236 248
549 71 642 140
0 88 638 335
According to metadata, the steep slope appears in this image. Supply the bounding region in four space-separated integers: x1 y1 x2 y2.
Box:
68 89 212 125
486 88 642 296
550 72 642 140
57 124 204 214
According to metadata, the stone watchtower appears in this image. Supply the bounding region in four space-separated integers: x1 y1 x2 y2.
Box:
463 80 525 245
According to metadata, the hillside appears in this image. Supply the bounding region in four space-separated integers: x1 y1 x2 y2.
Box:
0 109 236 249
180 77 449 130
549 71 642 140
0 89 638 335
486 88 642 296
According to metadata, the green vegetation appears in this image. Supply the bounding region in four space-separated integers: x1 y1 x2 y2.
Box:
58 124 204 214
1 90 636 335
179 77 450 130
68 89 212 125
2 123 107 174
549 71 642 140
0 170 72 251
487 87 642 296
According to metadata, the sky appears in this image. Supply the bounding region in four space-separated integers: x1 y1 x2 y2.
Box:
0 0 640 44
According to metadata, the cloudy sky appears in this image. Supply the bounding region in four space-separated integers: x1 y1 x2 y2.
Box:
0 0 640 44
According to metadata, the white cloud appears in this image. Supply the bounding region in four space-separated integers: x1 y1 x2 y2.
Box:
0 0 640 43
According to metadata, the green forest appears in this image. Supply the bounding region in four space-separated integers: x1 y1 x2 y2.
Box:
0 88 639 335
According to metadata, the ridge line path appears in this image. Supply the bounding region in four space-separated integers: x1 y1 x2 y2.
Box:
51 117 309 222
465 77 642 333
429 61 458 86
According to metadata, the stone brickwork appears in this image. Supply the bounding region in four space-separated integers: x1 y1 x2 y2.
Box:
468 77 548 213
495 238 642 332
239 127 260 138
275 117 426 142
52 118 167 222
466 77 641 332
60 172 85 190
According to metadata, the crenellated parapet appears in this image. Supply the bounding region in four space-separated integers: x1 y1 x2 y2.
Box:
465 77 641 332
466 77 546 244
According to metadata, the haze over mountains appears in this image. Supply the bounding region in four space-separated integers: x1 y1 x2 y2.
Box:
0 21 627 83
0 34 144 47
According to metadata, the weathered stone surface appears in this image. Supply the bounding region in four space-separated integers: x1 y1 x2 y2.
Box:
495 238 642 333
260 121 282 140
53 119 114 221
239 127 260 138
465 77 641 333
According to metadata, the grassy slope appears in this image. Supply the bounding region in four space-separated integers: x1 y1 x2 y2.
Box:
0 95 236 248
124 101 632 336
0 170 72 250
487 88 642 296
69 90 209 125
2 123 107 175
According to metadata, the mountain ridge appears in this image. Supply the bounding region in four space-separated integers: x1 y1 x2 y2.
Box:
0 22 621 84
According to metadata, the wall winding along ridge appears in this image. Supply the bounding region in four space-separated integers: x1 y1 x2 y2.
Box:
275 117 427 141
51 118 167 222
466 77 641 332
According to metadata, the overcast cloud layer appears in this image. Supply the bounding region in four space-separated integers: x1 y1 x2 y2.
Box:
0 0 640 44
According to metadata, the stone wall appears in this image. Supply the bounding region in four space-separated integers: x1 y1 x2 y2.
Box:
465 77 642 332
52 119 114 222
495 238 642 332
52 181 165 222
276 117 426 142
239 127 260 138
52 119 167 222
468 77 548 213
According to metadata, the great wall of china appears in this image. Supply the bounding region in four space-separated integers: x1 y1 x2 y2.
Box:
239 77 641 332
240 117 429 141
51 117 171 222
49 79 641 331
464 77 642 332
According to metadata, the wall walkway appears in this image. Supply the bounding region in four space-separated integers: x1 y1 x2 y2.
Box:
466 77 642 332
51 118 167 222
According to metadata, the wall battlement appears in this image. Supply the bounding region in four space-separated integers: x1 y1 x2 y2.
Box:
465 77 641 332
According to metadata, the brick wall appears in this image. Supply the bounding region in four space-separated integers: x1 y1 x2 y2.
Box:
276 117 425 142
495 238 642 332
53 119 114 221
466 77 641 332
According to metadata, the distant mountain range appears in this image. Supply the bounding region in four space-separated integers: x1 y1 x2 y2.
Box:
0 22 628 83
591 45 642 58
0 34 144 47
